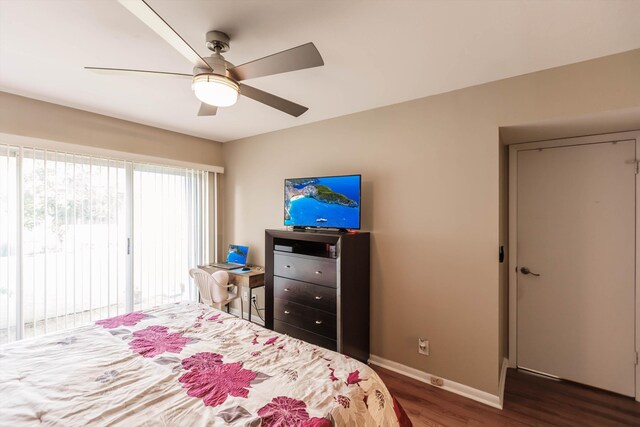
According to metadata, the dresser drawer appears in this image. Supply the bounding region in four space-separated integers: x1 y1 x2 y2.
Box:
274 298 336 339
274 276 336 313
274 253 336 287
274 320 337 351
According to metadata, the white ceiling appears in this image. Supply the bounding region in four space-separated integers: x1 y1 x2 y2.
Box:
1 0 639 143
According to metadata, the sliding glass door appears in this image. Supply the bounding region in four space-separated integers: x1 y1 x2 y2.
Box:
132 165 208 310
0 145 211 344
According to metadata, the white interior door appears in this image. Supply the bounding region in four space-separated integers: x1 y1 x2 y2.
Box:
517 139 636 397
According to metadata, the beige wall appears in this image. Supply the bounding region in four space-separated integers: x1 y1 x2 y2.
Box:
222 49 640 395
0 92 223 165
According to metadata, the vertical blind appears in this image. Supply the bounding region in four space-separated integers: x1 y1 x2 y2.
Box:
0 144 212 344
133 165 209 310
21 149 127 339
0 146 18 344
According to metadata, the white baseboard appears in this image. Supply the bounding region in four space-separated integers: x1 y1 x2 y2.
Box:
368 354 503 409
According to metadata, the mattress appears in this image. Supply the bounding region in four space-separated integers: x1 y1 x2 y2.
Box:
0 302 411 426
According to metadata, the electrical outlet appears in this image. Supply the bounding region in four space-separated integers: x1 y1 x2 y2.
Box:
430 376 444 387
418 338 429 356
251 295 257 303
243 291 248 301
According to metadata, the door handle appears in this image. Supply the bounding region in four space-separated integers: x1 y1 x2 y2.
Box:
520 267 540 277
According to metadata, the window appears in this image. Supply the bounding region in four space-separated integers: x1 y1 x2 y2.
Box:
0 144 213 344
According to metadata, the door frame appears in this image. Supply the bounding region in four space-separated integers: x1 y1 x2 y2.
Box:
508 130 640 401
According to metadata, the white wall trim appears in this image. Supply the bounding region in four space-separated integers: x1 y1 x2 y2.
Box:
499 357 509 407
0 132 224 173
635 135 640 403
508 144 518 369
368 354 503 409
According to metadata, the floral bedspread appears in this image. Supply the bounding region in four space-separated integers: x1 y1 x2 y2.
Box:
0 302 409 426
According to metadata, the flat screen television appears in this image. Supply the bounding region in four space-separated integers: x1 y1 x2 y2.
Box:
284 174 361 230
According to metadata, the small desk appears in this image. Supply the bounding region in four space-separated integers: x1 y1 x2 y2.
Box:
200 265 265 323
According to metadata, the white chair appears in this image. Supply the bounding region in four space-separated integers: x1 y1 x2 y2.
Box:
189 268 243 316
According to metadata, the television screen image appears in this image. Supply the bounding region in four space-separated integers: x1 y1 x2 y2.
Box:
284 174 361 229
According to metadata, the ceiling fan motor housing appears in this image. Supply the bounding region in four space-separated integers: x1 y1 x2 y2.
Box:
193 30 239 106
192 31 235 80
193 54 235 79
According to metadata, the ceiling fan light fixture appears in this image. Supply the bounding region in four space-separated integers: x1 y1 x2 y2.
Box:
192 74 239 107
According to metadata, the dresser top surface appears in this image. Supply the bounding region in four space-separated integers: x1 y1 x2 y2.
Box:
266 229 369 241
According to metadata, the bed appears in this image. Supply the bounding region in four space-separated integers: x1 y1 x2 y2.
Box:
0 302 411 426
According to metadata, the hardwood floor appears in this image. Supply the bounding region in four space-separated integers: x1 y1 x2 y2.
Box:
373 366 640 426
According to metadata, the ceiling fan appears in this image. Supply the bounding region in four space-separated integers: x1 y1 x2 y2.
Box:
86 0 324 117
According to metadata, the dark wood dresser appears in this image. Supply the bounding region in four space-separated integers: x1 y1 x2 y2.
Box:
265 229 370 362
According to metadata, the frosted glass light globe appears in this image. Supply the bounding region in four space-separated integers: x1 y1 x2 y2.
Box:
192 74 239 107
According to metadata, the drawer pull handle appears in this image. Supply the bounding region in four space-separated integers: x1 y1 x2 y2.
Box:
315 320 323 325
314 296 322 300
285 265 291 269
283 288 290 292
284 310 290 315
315 271 322 275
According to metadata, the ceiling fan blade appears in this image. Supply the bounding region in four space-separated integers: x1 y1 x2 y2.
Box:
85 66 192 78
229 42 324 81
240 84 308 117
117 0 211 71
198 103 218 116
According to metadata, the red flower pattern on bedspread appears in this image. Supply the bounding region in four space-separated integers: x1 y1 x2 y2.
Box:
345 369 363 386
181 352 223 370
128 326 191 358
303 418 332 427
328 366 338 382
179 352 257 407
258 396 331 427
264 336 278 346
96 312 146 329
